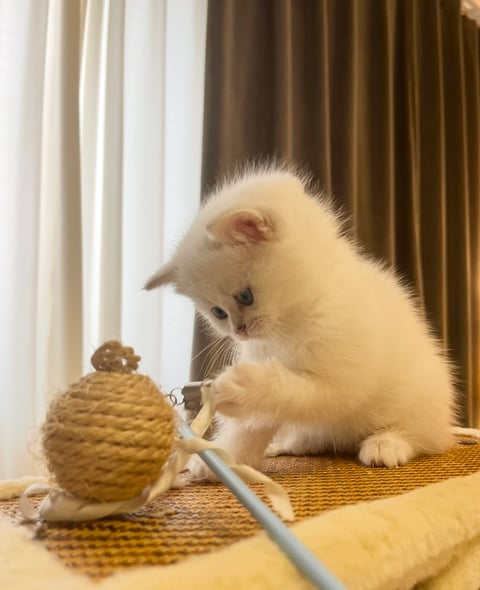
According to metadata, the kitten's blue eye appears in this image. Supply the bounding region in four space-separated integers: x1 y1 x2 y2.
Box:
211 306 228 320
234 287 254 306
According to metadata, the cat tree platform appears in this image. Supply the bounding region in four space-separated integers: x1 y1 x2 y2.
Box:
1 435 480 589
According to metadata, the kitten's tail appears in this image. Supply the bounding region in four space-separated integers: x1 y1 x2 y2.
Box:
452 426 480 439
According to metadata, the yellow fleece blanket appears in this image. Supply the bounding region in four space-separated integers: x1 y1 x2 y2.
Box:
1 470 480 590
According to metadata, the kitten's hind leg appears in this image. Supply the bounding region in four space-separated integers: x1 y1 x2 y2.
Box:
214 417 277 467
186 417 276 481
359 431 415 468
266 424 328 457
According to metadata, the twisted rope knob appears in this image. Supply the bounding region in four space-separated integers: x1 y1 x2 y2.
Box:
91 340 141 374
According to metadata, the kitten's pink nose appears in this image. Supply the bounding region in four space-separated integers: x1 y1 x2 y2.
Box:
235 323 248 335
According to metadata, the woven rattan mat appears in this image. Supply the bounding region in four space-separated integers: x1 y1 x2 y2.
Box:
1 437 479 579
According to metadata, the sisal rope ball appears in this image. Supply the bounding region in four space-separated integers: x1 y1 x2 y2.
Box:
42 341 176 502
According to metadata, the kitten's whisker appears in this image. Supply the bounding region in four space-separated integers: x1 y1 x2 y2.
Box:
191 337 225 363
199 336 225 376
201 336 235 378
219 341 234 372
201 342 223 377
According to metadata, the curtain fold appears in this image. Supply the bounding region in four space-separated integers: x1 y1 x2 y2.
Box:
37 0 84 428
196 0 480 427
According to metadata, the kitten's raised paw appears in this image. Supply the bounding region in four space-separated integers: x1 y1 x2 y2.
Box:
213 363 264 418
359 432 415 468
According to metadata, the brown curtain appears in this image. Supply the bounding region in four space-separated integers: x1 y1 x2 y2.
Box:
192 0 480 427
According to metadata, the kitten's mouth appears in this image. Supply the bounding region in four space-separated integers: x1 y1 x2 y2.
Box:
234 332 250 341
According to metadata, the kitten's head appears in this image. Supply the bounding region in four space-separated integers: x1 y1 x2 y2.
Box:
146 169 340 343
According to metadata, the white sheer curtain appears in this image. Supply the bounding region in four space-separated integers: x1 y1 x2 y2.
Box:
0 0 207 479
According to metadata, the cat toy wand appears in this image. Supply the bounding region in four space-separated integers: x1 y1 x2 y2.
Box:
179 421 347 590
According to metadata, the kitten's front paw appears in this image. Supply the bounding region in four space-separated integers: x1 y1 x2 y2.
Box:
213 363 264 418
359 432 415 468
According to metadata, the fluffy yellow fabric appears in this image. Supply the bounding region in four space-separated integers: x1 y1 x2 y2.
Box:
2 471 480 589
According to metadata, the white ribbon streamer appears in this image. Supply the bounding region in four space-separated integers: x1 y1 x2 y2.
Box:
177 437 294 521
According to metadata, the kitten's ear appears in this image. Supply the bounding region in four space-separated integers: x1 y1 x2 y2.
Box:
144 260 177 290
206 208 274 246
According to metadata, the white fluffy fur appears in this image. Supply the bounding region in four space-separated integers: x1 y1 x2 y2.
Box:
146 168 456 474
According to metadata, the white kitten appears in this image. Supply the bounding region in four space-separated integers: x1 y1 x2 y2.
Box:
146 167 456 475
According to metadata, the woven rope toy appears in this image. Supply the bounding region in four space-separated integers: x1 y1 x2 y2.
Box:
42 341 176 502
